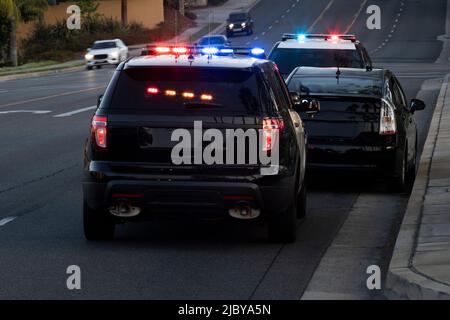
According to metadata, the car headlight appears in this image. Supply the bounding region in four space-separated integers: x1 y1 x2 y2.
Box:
228 23 234 29
85 53 94 60
241 22 246 28
110 51 119 59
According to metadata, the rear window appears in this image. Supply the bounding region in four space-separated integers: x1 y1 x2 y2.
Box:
229 13 247 21
269 48 364 75
288 76 382 97
109 67 261 114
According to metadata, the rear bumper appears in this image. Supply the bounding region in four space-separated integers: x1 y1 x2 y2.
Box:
83 161 295 219
307 144 399 176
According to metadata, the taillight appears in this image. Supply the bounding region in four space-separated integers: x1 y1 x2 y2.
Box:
380 100 397 135
262 118 284 152
92 115 107 148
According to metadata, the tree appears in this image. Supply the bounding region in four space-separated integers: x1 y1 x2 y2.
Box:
0 0 47 66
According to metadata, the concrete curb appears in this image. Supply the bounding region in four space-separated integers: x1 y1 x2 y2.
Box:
385 74 450 300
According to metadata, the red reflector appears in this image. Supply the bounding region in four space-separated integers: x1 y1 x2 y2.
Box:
155 47 170 53
146 87 159 94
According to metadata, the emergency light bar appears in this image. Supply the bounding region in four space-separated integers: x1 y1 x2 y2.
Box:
281 33 357 42
141 45 266 59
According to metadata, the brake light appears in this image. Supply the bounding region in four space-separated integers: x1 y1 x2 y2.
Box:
92 116 107 148
262 118 284 152
146 87 159 94
380 100 397 135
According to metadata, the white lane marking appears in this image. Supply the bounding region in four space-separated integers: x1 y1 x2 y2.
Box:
344 0 368 33
53 105 96 118
0 110 51 115
0 90 8 94
0 86 105 109
0 216 17 226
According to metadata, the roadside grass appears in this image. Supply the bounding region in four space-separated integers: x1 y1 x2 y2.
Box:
0 60 84 77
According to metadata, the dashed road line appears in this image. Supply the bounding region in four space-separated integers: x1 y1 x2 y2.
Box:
0 110 51 115
0 216 17 227
0 86 105 109
53 105 97 118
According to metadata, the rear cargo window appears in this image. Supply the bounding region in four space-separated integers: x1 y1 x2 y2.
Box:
269 49 364 75
109 67 261 115
288 76 382 97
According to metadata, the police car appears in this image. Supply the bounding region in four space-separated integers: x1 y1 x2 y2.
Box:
82 44 309 243
268 34 373 78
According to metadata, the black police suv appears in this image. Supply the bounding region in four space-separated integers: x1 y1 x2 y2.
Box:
269 34 373 78
286 67 425 192
226 12 254 37
83 52 308 243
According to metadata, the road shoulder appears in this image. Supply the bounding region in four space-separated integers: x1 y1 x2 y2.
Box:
385 74 450 300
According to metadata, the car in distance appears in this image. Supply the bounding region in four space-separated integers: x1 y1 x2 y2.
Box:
85 39 128 70
269 34 373 78
82 46 309 243
197 35 231 48
226 12 254 37
286 67 425 192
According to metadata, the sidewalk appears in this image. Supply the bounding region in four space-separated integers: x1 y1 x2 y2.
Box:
385 74 450 299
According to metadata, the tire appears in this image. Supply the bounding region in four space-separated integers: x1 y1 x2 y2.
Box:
96 65 102 69
83 201 115 241
390 147 414 193
297 182 307 219
86 66 93 70
268 198 297 243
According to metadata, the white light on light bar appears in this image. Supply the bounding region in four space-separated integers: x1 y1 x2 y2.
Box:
202 47 219 55
251 48 265 55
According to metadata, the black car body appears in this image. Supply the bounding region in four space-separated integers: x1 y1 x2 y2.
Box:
286 67 425 191
226 12 254 37
197 35 231 48
269 34 373 78
83 53 308 243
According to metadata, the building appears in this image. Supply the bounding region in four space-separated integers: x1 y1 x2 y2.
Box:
18 0 164 42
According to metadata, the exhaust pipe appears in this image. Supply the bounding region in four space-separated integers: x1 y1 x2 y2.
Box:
109 202 141 218
229 203 260 220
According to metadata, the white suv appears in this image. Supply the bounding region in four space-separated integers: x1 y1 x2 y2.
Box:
85 39 128 70
268 34 373 78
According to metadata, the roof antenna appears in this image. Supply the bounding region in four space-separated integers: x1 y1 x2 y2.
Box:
334 53 342 84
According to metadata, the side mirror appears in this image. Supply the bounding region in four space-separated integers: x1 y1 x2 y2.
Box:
226 41 231 46
97 94 104 108
410 99 425 113
87 48 91 52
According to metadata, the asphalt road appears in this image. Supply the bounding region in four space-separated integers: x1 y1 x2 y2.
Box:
0 0 449 299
